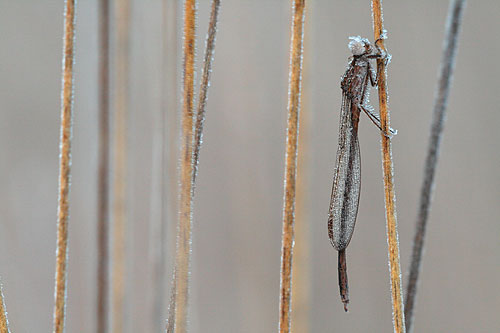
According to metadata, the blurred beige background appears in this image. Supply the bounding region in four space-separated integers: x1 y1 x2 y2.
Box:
1 1 499 332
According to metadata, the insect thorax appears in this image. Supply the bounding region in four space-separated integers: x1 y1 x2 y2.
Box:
341 57 370 100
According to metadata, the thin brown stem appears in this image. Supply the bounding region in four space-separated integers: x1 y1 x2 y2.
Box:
371 1 406 332
279 0 306 332
97 0 111 332
192 0 221 185
0 279 10 333
291 9 311 329
166 0 196 332
52 1 76 332
112 0 130 332
166 3 220 328
405 1 465 331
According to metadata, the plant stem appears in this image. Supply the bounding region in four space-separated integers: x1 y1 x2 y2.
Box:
97 0 111 332
279 1 306 332
192 0 220 185
53 0 76 332
405 1 466 331
0 279 9 333
371 1 406 332
291 6 311 330
112 0 130 331
167 1 196 332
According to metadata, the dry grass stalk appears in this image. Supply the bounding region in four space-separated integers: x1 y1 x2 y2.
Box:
167 0 196 332
291 5 311 330
0 279 9 333
111 0 130 331
279 0 306 332
52 0 76 332
167 2 220 330
97 0 111 332
405 1 466 331
192 0 221 184
371 1 406 332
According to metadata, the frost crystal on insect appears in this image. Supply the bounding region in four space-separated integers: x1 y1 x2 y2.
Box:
348 36 366 56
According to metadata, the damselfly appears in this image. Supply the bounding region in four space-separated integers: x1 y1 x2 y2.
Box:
328 35 395 312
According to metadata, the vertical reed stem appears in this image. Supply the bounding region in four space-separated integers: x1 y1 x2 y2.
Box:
53 1 76 332
192 0 221 185
97 0 111 331
112 0 130 331
279 1 306 332
291 4 311 329
371 1 406 332
167 1 196 332
0 280 9 333
405 1 466 332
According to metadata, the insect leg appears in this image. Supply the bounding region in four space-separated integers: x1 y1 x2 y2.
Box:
370 37 391 77
358 103 397 137
368 61 378 87
374 31 389 58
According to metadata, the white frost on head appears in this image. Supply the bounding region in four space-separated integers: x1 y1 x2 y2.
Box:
348 36 365 56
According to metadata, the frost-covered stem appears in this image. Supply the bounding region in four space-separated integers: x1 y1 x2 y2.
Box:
405 1 465 331
371 1 406 332
0 279 10 333
111 0 130 331
291 5 311 330
53 1 76 332
96 0 111 332
279 0 305 332
192 0 220 185
167 0 196 332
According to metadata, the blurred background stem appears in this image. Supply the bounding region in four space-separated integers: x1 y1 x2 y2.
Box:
405 1 466 332
111 0 130 331
96 0 111 331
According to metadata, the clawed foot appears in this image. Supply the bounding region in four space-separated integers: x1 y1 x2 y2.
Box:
374 31 391 65
383 127 397 139
374 29 388 48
